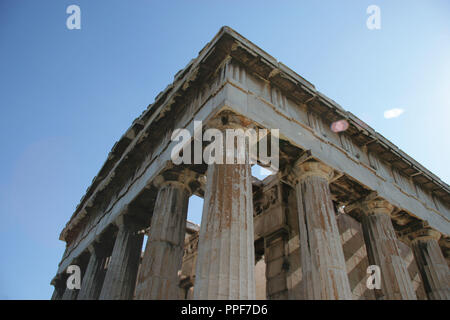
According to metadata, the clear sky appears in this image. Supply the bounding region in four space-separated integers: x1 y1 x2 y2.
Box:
0 0 449 299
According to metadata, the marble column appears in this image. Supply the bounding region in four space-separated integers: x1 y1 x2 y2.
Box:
411 229 450 300
77 242 108 300
61 283 79 300
135 172 193 299
194 122 255 299
360 199 417 300
289 160 352 300
99 215 144 300
61 262 85 300
264 231 288 299
50 278 65 300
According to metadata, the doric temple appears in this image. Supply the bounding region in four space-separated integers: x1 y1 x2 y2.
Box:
51 27 450 300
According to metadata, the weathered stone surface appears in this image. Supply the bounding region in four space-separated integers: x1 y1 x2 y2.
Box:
397 240 427 300
51 278 65 300
284 185 303 300
254 180 286 239
411 230 450 300
255 257 267 300
337 214 375 300
177 225 200 300
265 232 288 299
186 286 194 300
360 199 417 300
194 161 255 299
51 288 63 300
77 242 108 300
135 177 190 300
61 287 78 300
290 161 352 300
99 216 143 300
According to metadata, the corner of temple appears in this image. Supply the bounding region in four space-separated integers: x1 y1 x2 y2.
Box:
153 168 202 194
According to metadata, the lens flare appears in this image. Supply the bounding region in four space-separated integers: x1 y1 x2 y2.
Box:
331 119 349 133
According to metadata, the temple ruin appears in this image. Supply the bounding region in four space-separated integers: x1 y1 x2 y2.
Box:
51 27 450 300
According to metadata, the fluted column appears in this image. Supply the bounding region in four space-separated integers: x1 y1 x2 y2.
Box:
265 231 288 299
360 199 416 300
411 229 450 300
194 116 255 299
50 278 65 300
288 160 352 300
135 171 194 299
99 215 144 300
61 284 78 300
77 242 108 300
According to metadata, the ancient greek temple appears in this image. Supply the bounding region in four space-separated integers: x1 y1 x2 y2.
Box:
51 27 450 300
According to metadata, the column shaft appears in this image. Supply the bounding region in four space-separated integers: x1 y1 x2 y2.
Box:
194 162 255 299
77 244 108 300
264 232 288 299
294 169 352 300
99 216 143 300
361 202 416 300
412 236 450 300
61 286 78 300
51 280 65 300
135 182 190 299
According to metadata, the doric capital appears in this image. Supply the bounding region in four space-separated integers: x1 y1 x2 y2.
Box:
153 168 200 194
397 220 442 243
410 228 441 243
286 160 334 186
114 214 144 232
361 198 394 216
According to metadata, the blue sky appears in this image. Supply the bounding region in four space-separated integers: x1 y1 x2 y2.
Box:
0 0 449 299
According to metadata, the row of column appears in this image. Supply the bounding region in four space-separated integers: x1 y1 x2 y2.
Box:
285 160 449 300
52 215 144 300
52 141 449 300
